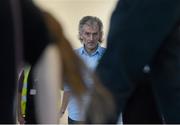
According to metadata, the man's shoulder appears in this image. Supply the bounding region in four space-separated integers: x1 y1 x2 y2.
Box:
74 47 82 51
98 46 106 53
74 47 83 55
100 46 106 50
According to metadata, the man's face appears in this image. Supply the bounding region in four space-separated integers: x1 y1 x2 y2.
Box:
80 24 102 53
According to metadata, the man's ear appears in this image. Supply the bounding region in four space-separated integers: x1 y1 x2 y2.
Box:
99 31 103 42
80 35 83 39
79 31 82 38
79 33 84 42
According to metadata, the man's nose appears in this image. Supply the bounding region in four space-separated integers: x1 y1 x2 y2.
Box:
89 34 93 40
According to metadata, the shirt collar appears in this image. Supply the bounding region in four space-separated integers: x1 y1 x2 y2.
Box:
81 44 100 56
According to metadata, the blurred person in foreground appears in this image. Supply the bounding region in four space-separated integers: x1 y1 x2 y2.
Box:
0 0 114 123
86 0 180 124
0 0 50 123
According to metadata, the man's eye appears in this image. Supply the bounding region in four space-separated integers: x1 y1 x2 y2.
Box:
85 33 90 36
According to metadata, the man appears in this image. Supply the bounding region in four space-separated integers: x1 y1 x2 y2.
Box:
89 0 180 124
59 16 106 124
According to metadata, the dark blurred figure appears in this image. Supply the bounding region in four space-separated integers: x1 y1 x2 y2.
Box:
0 0 15 123
91 0 180 124
0 0 114 123
0 0 50 123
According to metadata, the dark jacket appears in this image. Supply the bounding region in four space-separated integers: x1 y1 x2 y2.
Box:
96 0 180 123
0 0 50 123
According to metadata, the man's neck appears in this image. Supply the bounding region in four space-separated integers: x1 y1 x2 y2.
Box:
84 45 98 55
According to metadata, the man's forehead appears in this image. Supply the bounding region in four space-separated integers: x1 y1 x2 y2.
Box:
82 24 99 31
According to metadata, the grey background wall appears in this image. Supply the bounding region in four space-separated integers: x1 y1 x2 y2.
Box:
34 0 118 48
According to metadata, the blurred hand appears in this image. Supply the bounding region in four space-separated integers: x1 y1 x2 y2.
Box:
18 115 25 124
58 111 64 118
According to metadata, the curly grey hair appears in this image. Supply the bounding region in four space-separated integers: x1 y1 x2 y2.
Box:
78 16 103 43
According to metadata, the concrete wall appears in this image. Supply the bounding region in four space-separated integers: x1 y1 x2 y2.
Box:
34 0 118 48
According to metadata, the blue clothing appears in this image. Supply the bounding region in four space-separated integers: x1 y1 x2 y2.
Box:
75 46 106 71
65 45 106 121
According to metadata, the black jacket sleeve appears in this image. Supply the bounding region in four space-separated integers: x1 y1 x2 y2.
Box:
96 0 180 123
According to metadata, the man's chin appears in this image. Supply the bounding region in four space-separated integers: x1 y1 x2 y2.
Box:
88 46 96 50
